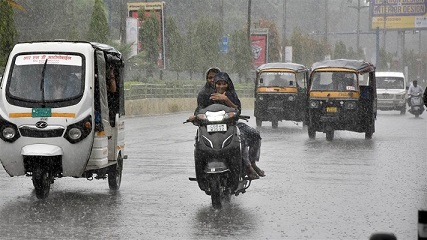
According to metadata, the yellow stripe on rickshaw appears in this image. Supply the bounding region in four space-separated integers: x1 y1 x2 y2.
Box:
257 87 298 93
309 91 360 99
314 68 357 73
9 112 76 118
259 69 297 73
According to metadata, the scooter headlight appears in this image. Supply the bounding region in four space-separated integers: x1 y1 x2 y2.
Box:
2 127 16 140
68 128 82 140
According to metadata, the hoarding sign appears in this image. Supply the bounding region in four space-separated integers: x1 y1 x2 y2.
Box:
251 29 268 68
370 0 427 30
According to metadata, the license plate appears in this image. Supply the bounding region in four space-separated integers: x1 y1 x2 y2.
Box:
207 124 227 132
32 108 52 117
326 107 337 113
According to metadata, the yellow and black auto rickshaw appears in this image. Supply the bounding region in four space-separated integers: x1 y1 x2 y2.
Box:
307 59 376 141
254 62 309 128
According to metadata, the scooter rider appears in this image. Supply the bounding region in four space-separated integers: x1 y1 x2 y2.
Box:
407 80 424 106
189 70 265 179
423 85 427 108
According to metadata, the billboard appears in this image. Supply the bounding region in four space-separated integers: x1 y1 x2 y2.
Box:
126 17 138 58
370 0 427 30
127 2 166 68
251 28 269 68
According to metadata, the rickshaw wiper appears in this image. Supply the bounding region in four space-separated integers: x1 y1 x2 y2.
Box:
40 59 48 107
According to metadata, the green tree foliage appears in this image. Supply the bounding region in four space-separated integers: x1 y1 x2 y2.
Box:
165 17 184 78
191 18 223 73
258 19 281 62
230 29 252 83
290 27 331 67
0 1 17 67
87 0 109 43
139 10 160 78
334 40 347 59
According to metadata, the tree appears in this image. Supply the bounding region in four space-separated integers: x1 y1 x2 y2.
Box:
87 0 109 43
334 40 347 59
165 17 184 79
230 29 252 83
0 1 18 68
257 18 281 63
139 10 161 79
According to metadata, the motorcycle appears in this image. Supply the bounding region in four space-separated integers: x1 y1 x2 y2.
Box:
408 93 425 117
186 104 252 209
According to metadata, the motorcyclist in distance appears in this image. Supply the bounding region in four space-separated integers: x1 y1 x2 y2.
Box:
407 80 424 107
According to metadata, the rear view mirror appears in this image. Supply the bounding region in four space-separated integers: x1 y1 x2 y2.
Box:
289 81 294 86
260 78 263 84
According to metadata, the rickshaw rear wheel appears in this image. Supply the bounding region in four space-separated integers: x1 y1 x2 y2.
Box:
326 130 334 141
32 167 51 199
256 118 262 127
108 155 123 190
308 126 316 139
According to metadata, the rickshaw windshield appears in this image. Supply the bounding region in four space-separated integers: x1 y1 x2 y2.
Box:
310 71 357 91
7 54 84 103
258 72 297 87
376 77 404 89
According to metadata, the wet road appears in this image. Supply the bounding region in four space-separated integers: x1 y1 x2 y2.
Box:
0 110 426 239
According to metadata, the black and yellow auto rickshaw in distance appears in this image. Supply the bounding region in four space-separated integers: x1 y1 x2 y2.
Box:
307 59 377 141
254 62 309 128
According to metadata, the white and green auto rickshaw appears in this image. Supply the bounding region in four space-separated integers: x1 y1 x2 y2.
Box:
0 41 126 199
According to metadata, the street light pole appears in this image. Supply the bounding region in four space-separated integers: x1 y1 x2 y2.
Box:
348 0 369 52
247 0 252 42
324 0 328 42
282 0 287 62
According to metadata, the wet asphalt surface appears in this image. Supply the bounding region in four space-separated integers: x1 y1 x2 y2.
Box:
0 110 426 239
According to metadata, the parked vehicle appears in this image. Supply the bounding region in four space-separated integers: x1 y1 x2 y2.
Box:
187 104 252 209
307 59 377 141
375 72 406 114
408 92 424 117
0 41 126 199
254 62 309 128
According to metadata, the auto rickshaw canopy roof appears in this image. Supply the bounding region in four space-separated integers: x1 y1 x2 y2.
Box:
257 62 308 73
311 59 375 74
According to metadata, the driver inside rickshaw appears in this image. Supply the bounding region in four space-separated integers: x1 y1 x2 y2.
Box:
330 72 356 91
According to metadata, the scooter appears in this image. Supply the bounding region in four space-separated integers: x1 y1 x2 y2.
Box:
408 93 425 118
186 104 252 209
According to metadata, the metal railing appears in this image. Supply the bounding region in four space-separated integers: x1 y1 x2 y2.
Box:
124 83 254 100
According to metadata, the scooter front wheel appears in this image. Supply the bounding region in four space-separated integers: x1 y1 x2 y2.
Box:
32 167 51 199
108 155 123 190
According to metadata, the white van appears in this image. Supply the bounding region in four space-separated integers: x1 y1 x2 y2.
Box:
375 72 406 114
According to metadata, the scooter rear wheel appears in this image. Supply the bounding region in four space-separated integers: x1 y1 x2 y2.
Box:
210 175 223 209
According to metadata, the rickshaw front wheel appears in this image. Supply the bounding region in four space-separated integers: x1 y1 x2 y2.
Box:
271 120 278 129
108 155 123 191
32 167 51 199
326 130 334 141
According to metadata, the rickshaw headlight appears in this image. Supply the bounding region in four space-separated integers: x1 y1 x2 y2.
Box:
2 127 16 139
344 101 357 110
288 95 295 101
68 128 82 140
309 100 320 108
258 95 264 101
